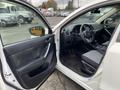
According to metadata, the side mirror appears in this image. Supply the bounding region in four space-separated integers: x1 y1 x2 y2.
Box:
29 26 45 36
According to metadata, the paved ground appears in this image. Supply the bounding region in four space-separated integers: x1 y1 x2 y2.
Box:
46 17 65 27
39 17 85 90
39 70 85 90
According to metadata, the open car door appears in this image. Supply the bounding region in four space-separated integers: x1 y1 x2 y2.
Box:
0 0 57 90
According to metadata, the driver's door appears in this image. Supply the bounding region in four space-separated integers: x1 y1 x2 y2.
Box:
0 0 56 90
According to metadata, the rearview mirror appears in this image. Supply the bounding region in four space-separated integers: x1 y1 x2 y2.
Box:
29 26 45 36
91 9 100 14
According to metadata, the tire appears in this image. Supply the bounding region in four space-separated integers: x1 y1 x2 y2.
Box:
18 16 25 24
0 20 7 27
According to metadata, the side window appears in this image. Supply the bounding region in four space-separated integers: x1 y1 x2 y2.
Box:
0 2 49 45
11 6 16 11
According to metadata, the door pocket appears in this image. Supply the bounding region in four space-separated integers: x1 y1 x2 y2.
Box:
28 63 49 77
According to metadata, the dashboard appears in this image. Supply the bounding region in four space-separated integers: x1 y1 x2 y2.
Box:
61 24 104 36
61 23 104 46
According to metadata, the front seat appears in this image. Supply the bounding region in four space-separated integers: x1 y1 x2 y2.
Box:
96 41 109 54
102 41 109 46
81 50 103 75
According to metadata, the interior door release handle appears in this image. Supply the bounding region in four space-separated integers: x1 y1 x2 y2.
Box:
44 43 51 58
45 38 52 43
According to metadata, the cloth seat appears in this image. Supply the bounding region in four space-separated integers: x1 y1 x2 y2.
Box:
81 50 103 68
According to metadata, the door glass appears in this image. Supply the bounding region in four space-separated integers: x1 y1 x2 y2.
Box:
0 1 49 45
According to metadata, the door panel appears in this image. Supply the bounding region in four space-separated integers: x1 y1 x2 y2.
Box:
3 34 57 89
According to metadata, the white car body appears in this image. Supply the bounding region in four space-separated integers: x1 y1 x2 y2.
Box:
0 5 17 26
0 0 120 90
54 1 106 90
0 13 17 25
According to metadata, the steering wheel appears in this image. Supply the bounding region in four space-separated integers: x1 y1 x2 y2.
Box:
104 18 113 28
103 18 113 36
79 24 94 43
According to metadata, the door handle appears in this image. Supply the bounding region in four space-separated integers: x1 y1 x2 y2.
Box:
45 38 52 43
44 43 51 58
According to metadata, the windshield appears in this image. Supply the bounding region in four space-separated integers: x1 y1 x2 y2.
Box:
0 8 9 13
89 7 113 22
72 7 114 24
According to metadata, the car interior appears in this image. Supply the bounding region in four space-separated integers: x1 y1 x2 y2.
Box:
60 5 120 77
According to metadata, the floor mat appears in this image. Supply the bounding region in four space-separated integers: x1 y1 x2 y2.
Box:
61 54 89 77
